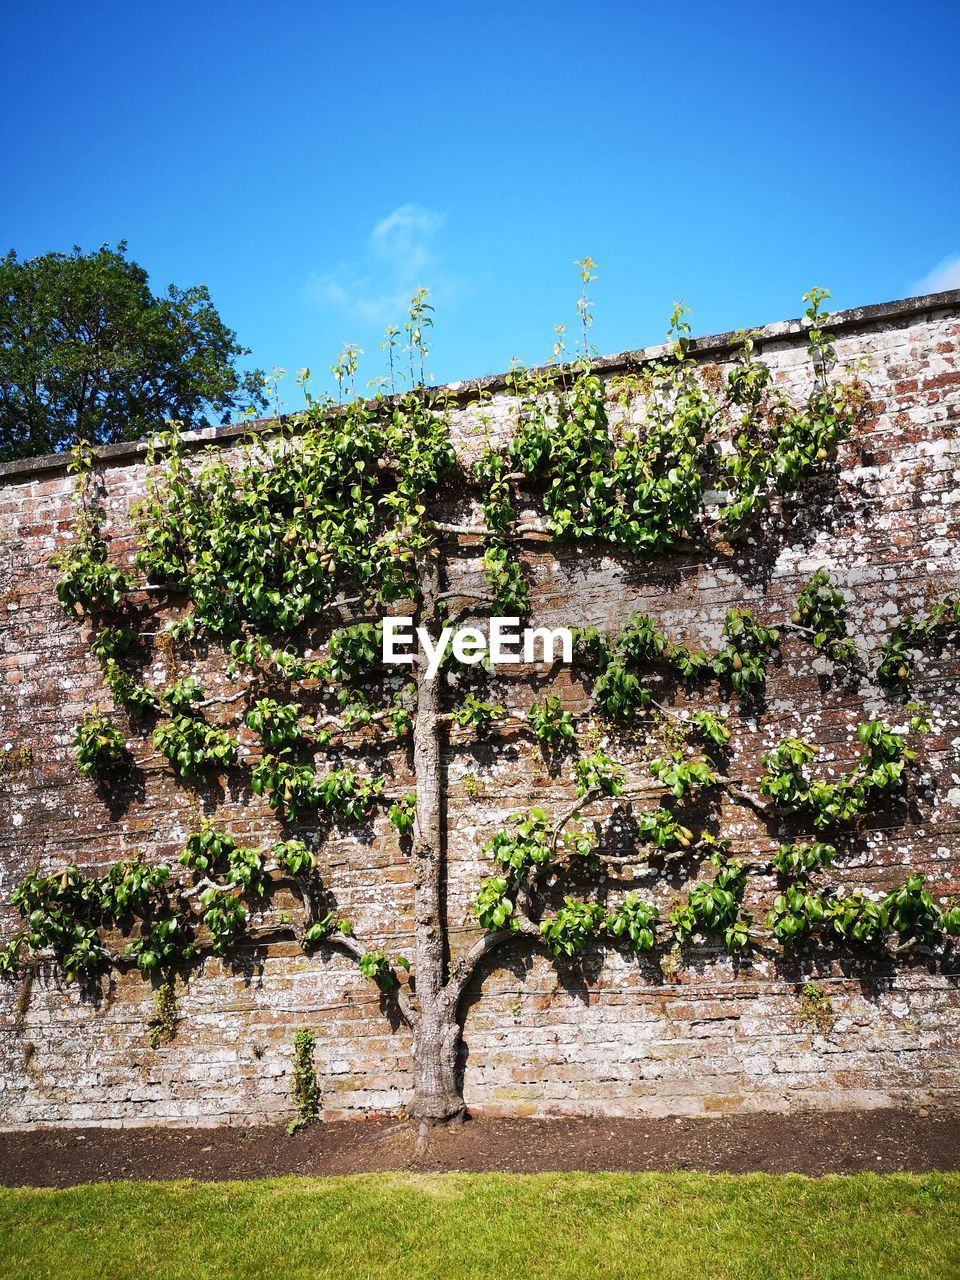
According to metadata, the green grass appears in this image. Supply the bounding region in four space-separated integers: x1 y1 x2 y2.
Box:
0 1173 957 1280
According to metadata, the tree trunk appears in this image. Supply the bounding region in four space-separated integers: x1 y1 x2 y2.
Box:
410 550 465 1121
412 997 463 1121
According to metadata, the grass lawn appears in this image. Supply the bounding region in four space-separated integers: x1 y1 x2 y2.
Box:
0 1172 957 1280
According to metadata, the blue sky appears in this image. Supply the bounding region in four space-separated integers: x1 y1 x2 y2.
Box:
2 0 958 406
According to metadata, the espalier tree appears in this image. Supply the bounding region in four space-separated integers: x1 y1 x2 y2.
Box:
3 279 959 1127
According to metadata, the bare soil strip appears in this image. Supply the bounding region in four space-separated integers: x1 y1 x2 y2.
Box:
1 1108 958 1187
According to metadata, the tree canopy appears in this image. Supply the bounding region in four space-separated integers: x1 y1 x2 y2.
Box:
0 242 266 463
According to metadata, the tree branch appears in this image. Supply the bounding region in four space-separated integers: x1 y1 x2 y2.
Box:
433 521 551 542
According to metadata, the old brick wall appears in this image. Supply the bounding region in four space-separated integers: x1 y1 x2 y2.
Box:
1 292 959 1128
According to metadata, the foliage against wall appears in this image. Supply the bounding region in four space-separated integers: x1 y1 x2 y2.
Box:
2 282 959 1125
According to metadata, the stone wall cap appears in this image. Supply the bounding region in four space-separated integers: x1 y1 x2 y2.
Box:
3 287 958 486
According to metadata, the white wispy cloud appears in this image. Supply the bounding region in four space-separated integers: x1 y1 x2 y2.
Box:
306 202 449 326
911 253 960 295
370 203 444 275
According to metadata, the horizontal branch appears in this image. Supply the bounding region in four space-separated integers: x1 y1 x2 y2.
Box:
433 521 552 543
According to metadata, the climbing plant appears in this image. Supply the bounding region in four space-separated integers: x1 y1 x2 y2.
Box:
2 279 958 1133
288 1027 321 1134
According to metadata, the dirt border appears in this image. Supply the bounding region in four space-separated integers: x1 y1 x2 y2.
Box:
2 1109 958 1187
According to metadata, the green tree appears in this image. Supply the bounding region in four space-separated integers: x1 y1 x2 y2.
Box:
0 242 266 462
